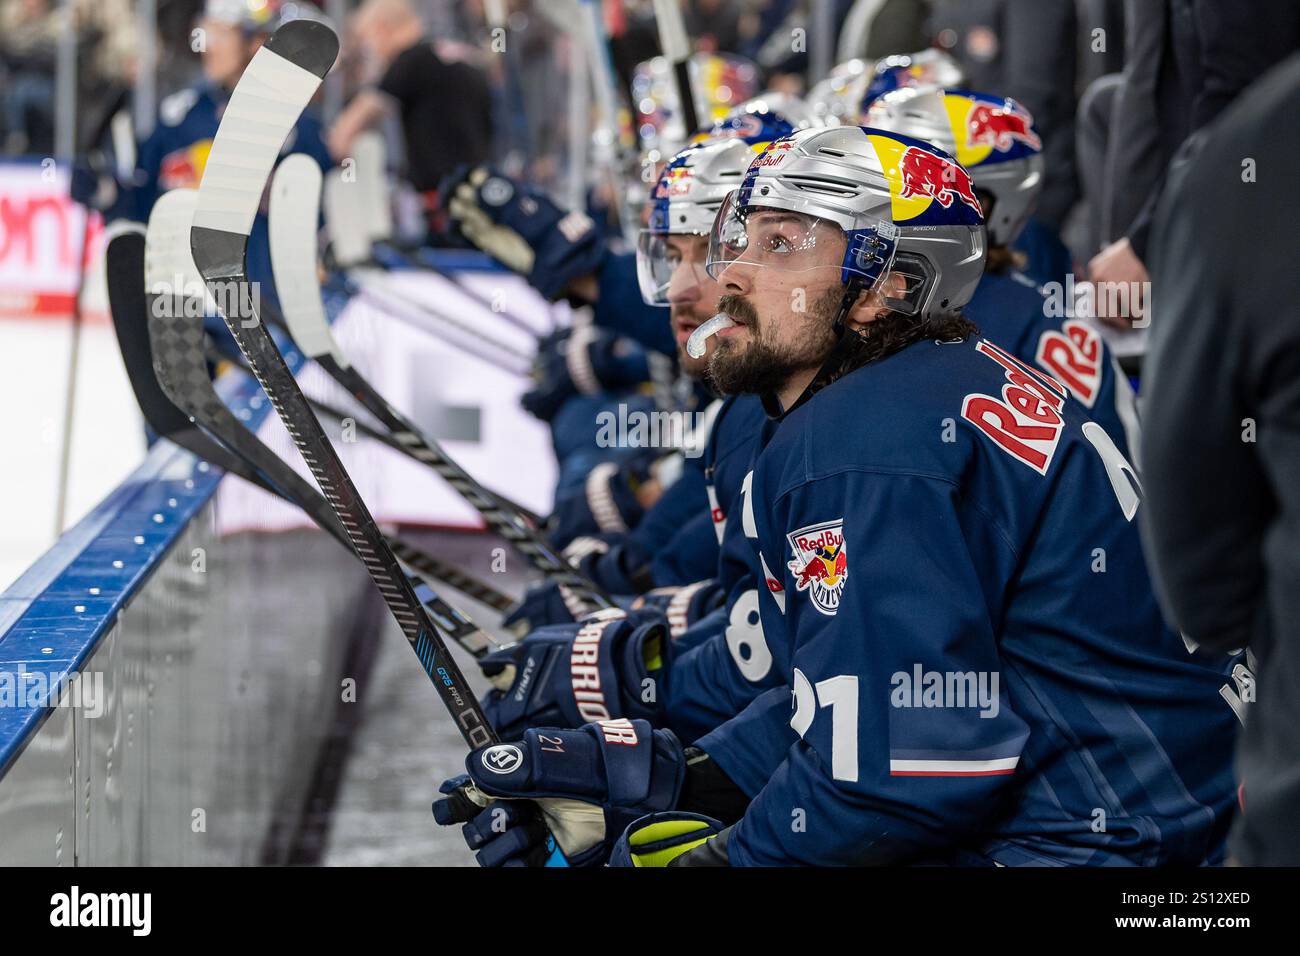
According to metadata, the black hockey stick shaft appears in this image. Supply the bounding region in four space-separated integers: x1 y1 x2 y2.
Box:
206 323 542 528
653 0 699 134
316 351 611 615
116 226 511 645
190 20 505 760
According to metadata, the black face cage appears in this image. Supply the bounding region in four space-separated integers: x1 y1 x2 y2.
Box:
882 251 938 317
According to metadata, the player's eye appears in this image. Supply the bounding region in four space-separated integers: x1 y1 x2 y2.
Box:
759 227 796 255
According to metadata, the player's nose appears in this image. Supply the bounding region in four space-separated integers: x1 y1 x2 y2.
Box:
667 262 703 305
718 258 754 295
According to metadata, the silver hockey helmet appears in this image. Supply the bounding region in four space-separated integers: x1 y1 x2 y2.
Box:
865 86 1044 246
637 109 801 305
862 49 965 108
705 125 986 319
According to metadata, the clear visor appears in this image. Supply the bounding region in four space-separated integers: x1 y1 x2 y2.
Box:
705 190 898 289
636 230 712 306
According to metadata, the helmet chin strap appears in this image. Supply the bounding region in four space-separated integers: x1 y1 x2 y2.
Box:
760 276 868 420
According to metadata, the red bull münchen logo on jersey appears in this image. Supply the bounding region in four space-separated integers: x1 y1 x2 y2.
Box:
786 518 848 616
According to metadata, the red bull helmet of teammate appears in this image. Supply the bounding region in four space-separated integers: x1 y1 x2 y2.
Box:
637 108 807 306
865 87 1045 247
808 50 966 128
807 59 872 127
862 49 965 108
721 93 826 135
704 125 986 320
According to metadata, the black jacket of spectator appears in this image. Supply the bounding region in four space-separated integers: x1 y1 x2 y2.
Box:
1141 52 1300 865
1109 0 1300 258
379 39 493 194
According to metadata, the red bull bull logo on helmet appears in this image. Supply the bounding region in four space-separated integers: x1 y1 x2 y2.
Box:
786 519 848 616
656 164 695 198
965 101 1042 152
159 140 214 191
751 139 795 169
897 145 982 214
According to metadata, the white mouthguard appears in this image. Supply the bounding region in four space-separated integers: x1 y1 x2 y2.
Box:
685 312 737 359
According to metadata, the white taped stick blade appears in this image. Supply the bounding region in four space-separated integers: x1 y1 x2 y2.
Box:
269 154 346 365
146 189 217 313
353 131 393 244
192 22 336 238
323 167 373 267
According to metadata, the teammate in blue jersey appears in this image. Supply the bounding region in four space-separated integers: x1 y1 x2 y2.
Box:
503 111 811 631
116 0 331 339
556 116 804 590
865 87 1140 461
435 127 1242 868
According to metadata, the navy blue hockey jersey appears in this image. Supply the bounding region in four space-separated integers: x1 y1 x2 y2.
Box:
665 395 785 742
714 334 1241 866
965 269 1140 463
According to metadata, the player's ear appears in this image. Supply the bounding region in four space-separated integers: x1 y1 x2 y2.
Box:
844 272 905 333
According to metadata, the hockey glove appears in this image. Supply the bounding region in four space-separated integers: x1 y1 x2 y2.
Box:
609 812 730 867
547 451 661 546
562 535 658 596
630 580 727 638
442 166 606 300
500 580 586 634
479 608 671 739
432 720 686 866
521 324 653 423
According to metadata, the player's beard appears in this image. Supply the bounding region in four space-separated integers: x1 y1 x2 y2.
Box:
706 286 843 396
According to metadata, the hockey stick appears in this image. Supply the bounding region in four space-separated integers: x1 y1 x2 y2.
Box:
189 21 568 864
142 191 511 648
205 322 543 529
111 229 512 630
269 152 612 616
652 0 700 138
577 0 639 243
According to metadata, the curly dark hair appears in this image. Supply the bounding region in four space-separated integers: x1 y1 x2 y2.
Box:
824 308 980 383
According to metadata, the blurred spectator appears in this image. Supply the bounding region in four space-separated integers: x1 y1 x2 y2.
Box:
1085 0 1300 326
746 0 931 88
1140 52 1300 865
328 0 494 215
1 0 61 154
684 0 741 54
835 0 931 64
